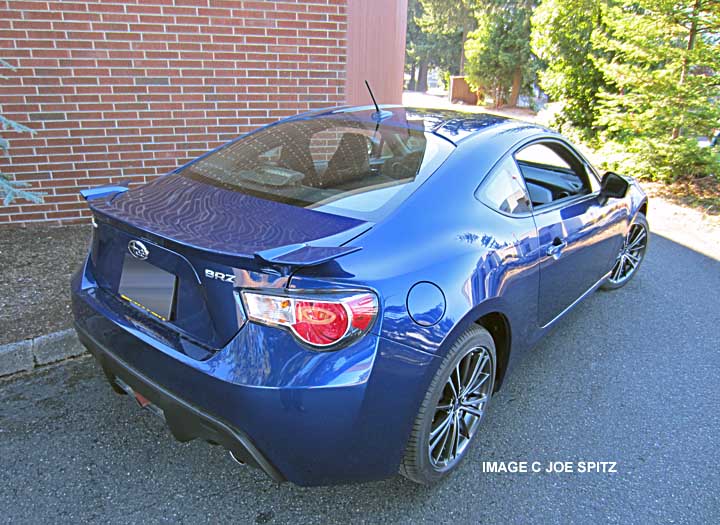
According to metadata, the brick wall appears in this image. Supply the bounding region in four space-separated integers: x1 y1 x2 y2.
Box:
0 0 347 224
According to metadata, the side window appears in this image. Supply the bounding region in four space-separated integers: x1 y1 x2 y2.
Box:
514 141 591 207
515 143 570 170
476 156 532 215
258 145 282 164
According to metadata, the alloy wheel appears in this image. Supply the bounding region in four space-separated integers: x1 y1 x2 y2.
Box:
428 346 494 471
608 222 648 285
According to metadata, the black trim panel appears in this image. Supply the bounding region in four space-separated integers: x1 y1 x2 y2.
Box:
74 323 285 483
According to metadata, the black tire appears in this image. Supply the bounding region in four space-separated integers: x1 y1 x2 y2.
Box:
601 212 649 290
400 325 496 485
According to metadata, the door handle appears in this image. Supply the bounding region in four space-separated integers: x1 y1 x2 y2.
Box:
546 238 567 258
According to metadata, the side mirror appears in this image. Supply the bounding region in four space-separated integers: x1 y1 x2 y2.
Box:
599 171 629 205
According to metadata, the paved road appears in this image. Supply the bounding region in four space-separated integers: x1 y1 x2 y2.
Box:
1 204 719 524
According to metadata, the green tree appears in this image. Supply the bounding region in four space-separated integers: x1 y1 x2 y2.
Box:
593 0 720 181
406 0 463 91
464 1 537 107
405 0 426 90
531 0 606 138
420 0 479 74
0 59 43 205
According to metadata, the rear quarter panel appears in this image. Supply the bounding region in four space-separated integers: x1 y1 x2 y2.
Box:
290 126 546 364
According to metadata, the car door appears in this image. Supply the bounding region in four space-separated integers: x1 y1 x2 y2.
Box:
474 155 542 347
513 139 628 327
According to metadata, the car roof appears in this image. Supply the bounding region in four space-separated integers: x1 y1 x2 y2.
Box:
299 104 551 145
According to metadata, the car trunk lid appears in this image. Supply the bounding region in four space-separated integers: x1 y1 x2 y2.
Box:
89 175 368 259
85 175 369 352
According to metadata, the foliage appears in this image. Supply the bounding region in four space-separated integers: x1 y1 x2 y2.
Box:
406 0 537 98
419 0 480 73
464 1 537 107
0 60 44 205
597 136 718 182
592 0 720 181
530 0 720 181
406 0 464 89
531 0 606 138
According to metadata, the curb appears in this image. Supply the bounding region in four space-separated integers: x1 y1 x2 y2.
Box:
0 328 87 378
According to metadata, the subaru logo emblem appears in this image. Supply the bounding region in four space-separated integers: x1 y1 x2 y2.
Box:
128 240 149 260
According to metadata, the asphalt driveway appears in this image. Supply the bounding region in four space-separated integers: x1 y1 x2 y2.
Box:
1 201 718 524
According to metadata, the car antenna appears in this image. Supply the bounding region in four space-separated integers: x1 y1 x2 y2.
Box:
365 80 393 122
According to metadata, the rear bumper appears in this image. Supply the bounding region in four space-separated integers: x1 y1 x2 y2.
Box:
72 258 438 486
75 322 284 482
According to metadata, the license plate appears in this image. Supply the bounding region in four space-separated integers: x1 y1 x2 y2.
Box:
118 254 177 321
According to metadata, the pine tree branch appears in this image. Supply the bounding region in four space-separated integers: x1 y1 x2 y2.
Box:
0 173 46 206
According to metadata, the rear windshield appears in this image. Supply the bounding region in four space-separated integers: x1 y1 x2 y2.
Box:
179 112 454 221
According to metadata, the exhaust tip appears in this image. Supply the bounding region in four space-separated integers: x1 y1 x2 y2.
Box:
229 450 246 466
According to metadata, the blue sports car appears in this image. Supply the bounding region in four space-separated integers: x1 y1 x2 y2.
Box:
72 105 648 486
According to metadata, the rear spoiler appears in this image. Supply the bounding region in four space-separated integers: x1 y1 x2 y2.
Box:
80 182 129 202
254 222 370 269
255 244 361 266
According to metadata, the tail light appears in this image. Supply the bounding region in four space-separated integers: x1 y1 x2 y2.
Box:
240 290 378 349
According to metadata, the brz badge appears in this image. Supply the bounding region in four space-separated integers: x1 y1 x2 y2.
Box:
128 240 149 260
205 269 236 283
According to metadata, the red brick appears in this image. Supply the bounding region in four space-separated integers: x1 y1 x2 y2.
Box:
63 12 101 22
10 2 49 10
12 20 53 30
126 4 163 15
1 0 348 225
101 13 141 23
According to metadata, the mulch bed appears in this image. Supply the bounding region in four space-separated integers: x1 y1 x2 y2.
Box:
0 224 91 345
643 177 720 220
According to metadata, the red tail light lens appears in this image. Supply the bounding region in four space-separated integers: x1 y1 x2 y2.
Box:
294 300 349 346
345 294 377 331
241 290 378 349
